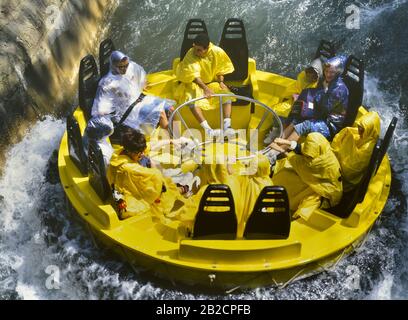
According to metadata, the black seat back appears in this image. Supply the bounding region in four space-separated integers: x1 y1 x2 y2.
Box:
342 55 365 127
88 140 112 203
193 184 237 239
180 19 208 61
328 117 397 218
314 40 336 61
79 55 99 121
244 186 291 239
219 18 249 81
99 39 116 79
67 114 88 176
375 117 398 175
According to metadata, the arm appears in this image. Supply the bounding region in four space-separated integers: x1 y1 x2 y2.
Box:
194 77 214 98
216 74 228 90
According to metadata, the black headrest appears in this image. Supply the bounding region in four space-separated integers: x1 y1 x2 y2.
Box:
219 18 249 81
342 55 365 127
78 55 99 121
314 40 336 61
99 39 116 79
180 19 208 61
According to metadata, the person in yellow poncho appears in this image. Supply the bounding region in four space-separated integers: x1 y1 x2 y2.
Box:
174 33 236 137
107 128 187 220
264 58 323 143
168 159 243 234
272 132 343 220
331 111 381 191
238 154 273 237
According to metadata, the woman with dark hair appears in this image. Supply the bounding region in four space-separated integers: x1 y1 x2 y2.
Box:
107 128 188 220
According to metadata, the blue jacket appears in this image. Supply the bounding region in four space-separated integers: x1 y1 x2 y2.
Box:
314 76 349 132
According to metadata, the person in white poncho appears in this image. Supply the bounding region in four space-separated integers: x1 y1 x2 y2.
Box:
91 51 174 135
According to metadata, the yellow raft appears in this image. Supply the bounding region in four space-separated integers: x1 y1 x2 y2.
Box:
58 20 396 290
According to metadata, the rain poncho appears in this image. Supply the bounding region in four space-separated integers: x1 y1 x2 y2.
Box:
273 58 323 117
107 148 185 219
92 51 174 135
239 154 273 236
83 115 114 168
174 43 236 110
331 111 380 190
272 133 343 220
169 162 243 230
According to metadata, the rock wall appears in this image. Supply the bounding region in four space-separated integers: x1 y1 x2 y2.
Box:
0 0 118 154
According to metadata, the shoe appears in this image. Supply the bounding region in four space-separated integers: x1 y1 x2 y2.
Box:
223 128 236 139
205 128 221 139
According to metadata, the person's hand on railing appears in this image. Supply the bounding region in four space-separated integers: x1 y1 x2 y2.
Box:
219 81 229 91
203 87 214 99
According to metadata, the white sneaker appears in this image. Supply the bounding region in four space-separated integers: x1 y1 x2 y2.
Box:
223 128 237 139
205 128 221 139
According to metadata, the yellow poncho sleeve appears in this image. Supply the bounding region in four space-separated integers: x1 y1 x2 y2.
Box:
272 71 319 118
289 133 343 207
331 111 380 188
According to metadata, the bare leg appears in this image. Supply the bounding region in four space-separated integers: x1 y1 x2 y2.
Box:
190 105 206 124
159 110 169 129
223 102 232 119
286 129 300 142
282 123 295 139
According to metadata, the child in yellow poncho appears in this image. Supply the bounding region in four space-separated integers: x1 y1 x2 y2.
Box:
331 111 381 191
272 132 343 220
174 33 236 137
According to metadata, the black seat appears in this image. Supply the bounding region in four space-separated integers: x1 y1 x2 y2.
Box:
341 55 365 127
193 184 237 239
67 114 88 176
99 39 116 79
180 19 208 61
244 186 291 240
78 55 100 121
219 18 253 106
313 39 336 61
328 117 397 218
219 18 249 82
88 140 112 203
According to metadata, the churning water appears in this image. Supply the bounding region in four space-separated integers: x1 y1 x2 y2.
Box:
0 0 407 299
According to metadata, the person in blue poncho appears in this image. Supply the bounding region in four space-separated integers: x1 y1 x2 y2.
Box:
268 55 349 153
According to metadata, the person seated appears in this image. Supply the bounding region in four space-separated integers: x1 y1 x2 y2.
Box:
272 133 343 221
92 50 174 136
269 55 349 153
331 111 381 191
83 115 115 168
264 58 323 128
167 159 243 235
238 154 273 236
107 127 188 220
174 33 236 138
